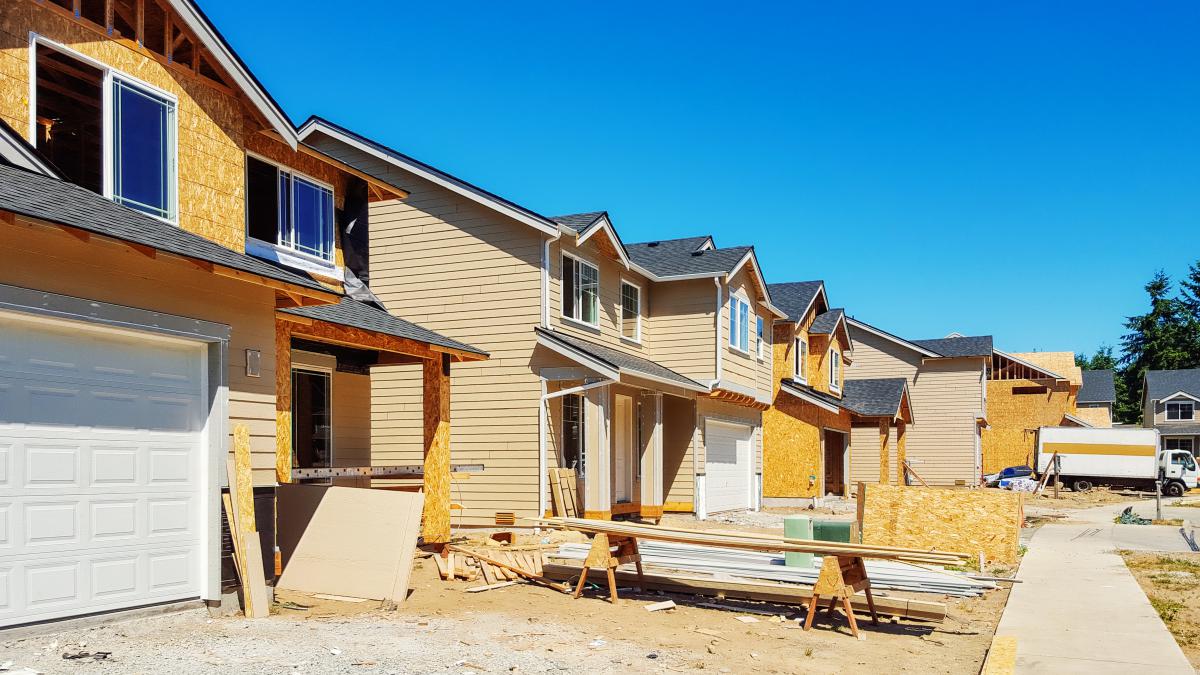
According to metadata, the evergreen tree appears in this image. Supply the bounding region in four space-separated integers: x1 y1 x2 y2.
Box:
1117 272 1195 423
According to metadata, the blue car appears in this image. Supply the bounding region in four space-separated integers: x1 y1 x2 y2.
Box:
984 465 1034 487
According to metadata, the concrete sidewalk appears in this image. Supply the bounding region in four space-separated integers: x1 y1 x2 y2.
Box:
995 499 1194 673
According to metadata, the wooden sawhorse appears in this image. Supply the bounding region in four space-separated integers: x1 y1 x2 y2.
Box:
571 533 646 604
803 555 880 639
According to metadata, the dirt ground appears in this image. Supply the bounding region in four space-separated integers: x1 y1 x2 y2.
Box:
1121 551 1200 669
0 550 1010 675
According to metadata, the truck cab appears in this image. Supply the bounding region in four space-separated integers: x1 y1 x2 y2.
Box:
1159 450 1198 497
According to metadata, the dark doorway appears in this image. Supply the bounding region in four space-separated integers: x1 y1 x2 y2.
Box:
823 429 846 496
292 368 332 480
35 46 103 192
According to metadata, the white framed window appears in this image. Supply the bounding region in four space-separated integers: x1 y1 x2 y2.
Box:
756 317 765 359
794 337 808 382
31 37 178 222
1167 401 1195 421
620 280 641 342
562 254 600 326
829 349 841 392
729 295 750 353
246 154 336 263
1166 438 1195 455
562 393 586 477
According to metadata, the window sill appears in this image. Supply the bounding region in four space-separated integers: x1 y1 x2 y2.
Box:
560 316 602 335
620 336 643 348
829 386 841 395
728 346 753 359
247 238 340 281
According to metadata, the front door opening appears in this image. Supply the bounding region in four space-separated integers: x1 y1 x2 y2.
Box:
614 394 634 503
292 368 332 479
824 429 846 496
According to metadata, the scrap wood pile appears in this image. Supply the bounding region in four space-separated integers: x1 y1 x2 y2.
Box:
438 542 571 593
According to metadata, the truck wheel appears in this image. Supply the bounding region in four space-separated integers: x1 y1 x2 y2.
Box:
1071 479 1093 493
1164 481 1186 498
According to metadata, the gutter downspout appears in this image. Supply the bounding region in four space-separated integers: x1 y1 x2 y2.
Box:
538 377 615 521
714 276 724 385
541 236 552 328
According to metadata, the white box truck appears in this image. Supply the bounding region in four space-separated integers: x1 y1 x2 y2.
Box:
1036 426 1198 496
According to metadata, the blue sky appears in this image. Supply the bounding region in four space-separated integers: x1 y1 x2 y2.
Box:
206 1 1199 357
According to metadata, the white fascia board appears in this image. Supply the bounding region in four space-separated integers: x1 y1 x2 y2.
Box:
576 214 632 269
169 0 297 147
992 349 1063 380
846 317 942 358
534 332 620 381
779 381 841 414
298 120 559 236
1161 390 1200 404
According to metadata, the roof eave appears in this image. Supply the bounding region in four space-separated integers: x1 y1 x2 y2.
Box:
846 317 942 358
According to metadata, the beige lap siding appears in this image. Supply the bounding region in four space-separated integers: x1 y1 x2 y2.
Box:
365 181 547 526
649 279 717 383
849 423 899 486
1 221 280 484
720 269 767 397
551 238 653 357
662 395 697 509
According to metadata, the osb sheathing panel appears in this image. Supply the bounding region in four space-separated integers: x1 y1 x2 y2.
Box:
861 484 1023 563
1074 405 1112 428
1008 351 1083 386
981 378 1077 473
762 394 851 498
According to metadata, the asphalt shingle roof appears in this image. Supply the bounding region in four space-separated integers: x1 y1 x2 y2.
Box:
809 309 845 335
0 162 329 293
768 281 824 322
1158 423 1200 435
1146 369 1200 401
1079 369 1116 403
551 212 607 235
780 379 844 410
535 327 705 390
841 378 909 418
626 237 751 278
281 298 487 356
912 335 994 358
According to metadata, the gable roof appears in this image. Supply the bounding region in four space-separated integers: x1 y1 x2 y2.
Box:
170 0 297 146
0 162 332 296
913 335 994 358
1146 369 1200 402
553 211 631 268
768 281 826 323
846 318 944 358
279 298 486 358
1079 369 1116 403
809 309 845 335
298 117 558 236
534 327 707 392
626 238 754 278
552 212 608 235
842 378 913 420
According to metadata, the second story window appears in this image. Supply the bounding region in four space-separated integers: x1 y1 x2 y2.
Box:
794 337 808 382
1167 401 1195 421
756 317 765 359
729 296 750 353
829 349 841 392
34 42 177 221
620 281 641 342
246 155 335 262
562 254 599 326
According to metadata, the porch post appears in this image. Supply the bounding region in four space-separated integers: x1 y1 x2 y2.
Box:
896 420 907 485
274 319 293 484
879 419 891 484
423 354 452 544
583 385 611 519
640 393 665 518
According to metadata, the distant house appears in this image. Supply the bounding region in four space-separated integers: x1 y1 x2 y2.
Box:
846 320 991 486
1143 369 1200 457
982 351 1084 473
1076 369 1116 427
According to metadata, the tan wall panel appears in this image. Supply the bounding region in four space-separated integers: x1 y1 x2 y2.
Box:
981 378 1076 473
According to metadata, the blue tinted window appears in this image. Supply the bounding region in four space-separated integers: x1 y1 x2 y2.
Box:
290 176 333 259
112 79 174 219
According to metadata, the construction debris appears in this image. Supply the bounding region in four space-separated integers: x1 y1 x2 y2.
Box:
644 600 676 612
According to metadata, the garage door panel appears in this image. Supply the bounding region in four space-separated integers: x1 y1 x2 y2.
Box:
0 313 205 627
705 421 753 513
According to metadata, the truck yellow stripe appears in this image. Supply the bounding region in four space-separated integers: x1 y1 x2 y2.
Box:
1043 442 1157 457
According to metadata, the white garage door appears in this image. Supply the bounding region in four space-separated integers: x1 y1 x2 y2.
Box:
0 312 207 628
704 420 753 513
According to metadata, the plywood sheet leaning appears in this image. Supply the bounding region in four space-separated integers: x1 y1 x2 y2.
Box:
227 424 269 618
549 468 579 517
277 485 425 603
860 484 1023 564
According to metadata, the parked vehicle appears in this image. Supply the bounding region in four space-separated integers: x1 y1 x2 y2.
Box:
984 465 1034 487
1036 426 1197 496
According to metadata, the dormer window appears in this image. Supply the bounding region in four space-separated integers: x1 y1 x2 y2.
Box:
794 337 808 383
34 41 178 221
829 349 841 392
246 155 335 264
1167 401 1195 421
729 295 750 353
562 254 599 327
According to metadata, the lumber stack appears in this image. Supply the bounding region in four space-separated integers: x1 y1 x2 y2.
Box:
440 545 570 593
532 517 970 566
